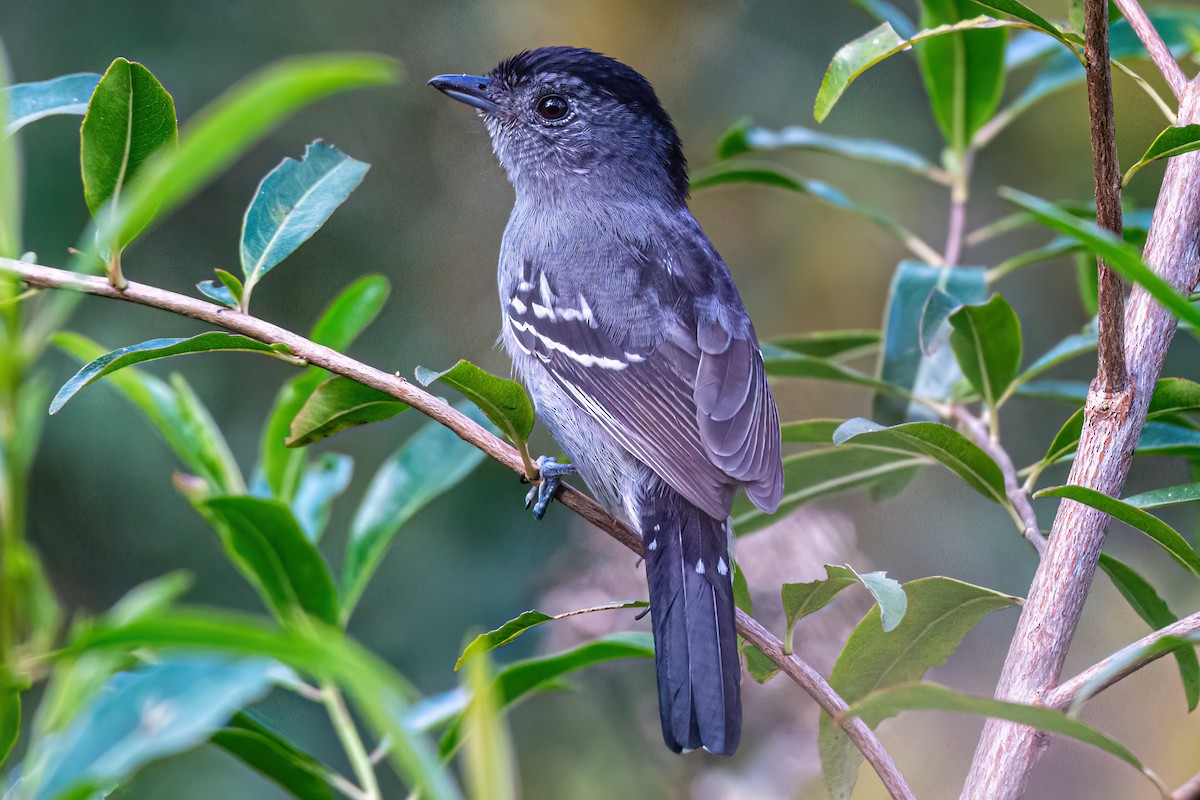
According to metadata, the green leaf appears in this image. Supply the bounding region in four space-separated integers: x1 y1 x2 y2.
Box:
1123 482 1200 509
197 279 238 308
342 404 490 618
287 376 408 447
461 650 517 800
89 54 399 262
1 687 18 766
455 602 646 671
972 0 1083 51
690 161 919 249
292 452 353 542
987 236 1083 281
781 419 844 444
854 568 908 632
820 577 1021 799
81 59 178 224
834 419 1009 507
50 332 296 415
874 261 987 424
1015 379 1090 404
199 495 340 625
1098 554 1199 711
743 644 780 684
53 332 246 494
439 633 655 756
948 294 1022 408
723 122 941 179
1039 407 1085 469
0 47 19 258
1148 377 1200 418
844 682 1163 790
782 566 859 651
769 329 880 360
3 72 100 134
1001 189 1200 331
1012 324 1096 388
815 17 1011 127
261 370 325 503
24 656 276 800
730 446 931 535
1036 485 1200 576
240 140 370 308
732 559 753 615
213 713 334 800
108 571 194 627
1069 633 1200 716
310 274 390 351
764 350 910 397
415 360 535 447
1124 124 1200 185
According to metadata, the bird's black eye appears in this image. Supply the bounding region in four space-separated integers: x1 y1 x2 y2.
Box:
535 94 569 121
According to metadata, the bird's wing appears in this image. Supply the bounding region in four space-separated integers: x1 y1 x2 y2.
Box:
506 241 782 521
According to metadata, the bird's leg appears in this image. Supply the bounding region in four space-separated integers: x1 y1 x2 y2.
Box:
523 456 576 520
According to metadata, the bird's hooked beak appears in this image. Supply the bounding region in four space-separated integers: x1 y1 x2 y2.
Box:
427 74 498 113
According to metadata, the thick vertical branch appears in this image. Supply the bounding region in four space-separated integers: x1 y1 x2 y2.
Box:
961 79 1200 800
1085 0 1127 394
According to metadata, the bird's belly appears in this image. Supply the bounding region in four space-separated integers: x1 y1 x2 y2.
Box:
501 327 641 523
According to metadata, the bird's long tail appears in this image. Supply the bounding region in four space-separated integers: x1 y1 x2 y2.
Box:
638 474 740 756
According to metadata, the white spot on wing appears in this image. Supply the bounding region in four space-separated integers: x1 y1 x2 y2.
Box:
648 539 657 551
509 296 527 314
717 557 728 576
508 317 627 370
696 559 705 575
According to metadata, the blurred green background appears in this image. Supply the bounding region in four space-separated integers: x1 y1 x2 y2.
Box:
3 0 1199 797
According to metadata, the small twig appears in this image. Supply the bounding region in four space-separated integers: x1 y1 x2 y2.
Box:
954 407 1045 557
943 150 974 267
1085 0 1128 395
1045 610 1200 710
0 257 914 800
323 683 381 800
1112 0 1188 99
1173 769 1200 800
369 735 392 766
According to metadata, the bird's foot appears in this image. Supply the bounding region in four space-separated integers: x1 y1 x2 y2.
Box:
523 456 576 520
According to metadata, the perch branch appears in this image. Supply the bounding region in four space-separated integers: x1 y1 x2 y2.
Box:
0 256 915 800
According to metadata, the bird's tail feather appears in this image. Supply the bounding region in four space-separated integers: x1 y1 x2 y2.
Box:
638 475 740 756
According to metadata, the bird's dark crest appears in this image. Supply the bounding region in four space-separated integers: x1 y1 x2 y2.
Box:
491 46 689 200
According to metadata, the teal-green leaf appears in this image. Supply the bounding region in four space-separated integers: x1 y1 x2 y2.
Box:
1002 189 1200 331
25 656 276 800
854 568 908 632
240 140 370 306
1012 324 1096 389
292 452 353 542
213 713 335 800
948 294 1022 408
197 279 238 308
287 375 408 447
1124 124 1200 185
50 332 296 415
415 360 535 447
764 350 910 397
914 2 1007 150
971 0 1084 51
730 446 931 535
1039 407 1084 470
727 123 940 179
1148 377 1200 418
820 577 1021 799
874 261 987 424
455 602 645 671
1098 554 1199 711
780 419 844 444
844 681 1163 790
834 419 1009 506
3 72 100 134
342 404 490 618
81 58 178 220
309 273 390 351
1036 485 1200 576
89 54 399 262
1123 482 1200 509
199 495 340 625
769 329 880 360
1069 632 1200 716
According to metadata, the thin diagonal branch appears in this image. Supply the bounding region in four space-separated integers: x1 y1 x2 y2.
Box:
1112 0 1188 99
1045 610 1200 710
0 256 915 800
1173 769 1200 800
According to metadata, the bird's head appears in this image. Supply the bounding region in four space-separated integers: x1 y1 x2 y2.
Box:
429 47 688 206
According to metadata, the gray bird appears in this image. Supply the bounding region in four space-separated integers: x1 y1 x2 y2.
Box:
430 46 783 756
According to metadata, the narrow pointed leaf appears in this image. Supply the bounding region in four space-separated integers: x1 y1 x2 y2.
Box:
764 350 910 396
213 713 334 800
241 140 370 296
730 447 930 535
820 578 1021 799
1124 124 1200 185
310 274 390 351
780 419 844 444
844 682 1162 789
1013 325 1097 388
415 361 534 447
1148 378 1200 418
0 48 19 258
81 58 178 220
1039 407 1085 468
455 602 647 671
261 370 324 503
1098 554 1199 711
948 294 1022 408
722 121 939 178
461 652 518 800
199 495 340 625
1 688 17 765
1123 482 1200 509
1070 633 1200 715
51 332 295 414
972 0 1083 50
834 419 1009 507
769 329 880 360
3 72 100 134
292 452 353 542
90 54 399 260
342 404 490 617
197 279 238 307
287 376 408 447
1036 485 1200 576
